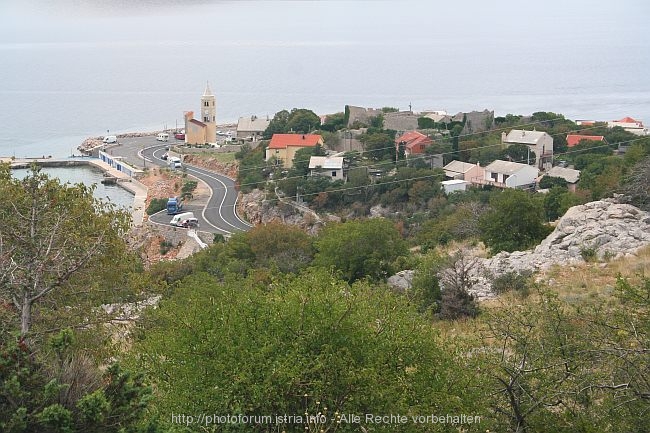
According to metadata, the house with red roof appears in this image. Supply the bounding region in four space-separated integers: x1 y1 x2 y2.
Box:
265 133 324 168
566 134 606 148
395 131 433 157
607 117 648 136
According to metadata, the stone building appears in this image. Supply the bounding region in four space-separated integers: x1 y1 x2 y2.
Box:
184 83 217 145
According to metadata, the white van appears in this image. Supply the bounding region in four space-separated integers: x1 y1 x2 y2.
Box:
168 156 182 169
169 212 195 227
157 133 169 142
103 135 117 144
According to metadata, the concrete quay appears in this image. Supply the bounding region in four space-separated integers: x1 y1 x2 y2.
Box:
3 157 148 227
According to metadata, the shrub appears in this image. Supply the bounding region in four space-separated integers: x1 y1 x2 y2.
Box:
491 270 533 295
146 198 167 215
580 246 597 262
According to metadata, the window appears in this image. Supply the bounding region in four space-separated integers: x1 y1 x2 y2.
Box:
490 172 498 182
331 171 337 177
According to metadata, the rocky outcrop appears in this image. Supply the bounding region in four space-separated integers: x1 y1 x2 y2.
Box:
238 189 323 234
183 154 239 179
470 199 650 298
387 270 415 293
390 199 650 300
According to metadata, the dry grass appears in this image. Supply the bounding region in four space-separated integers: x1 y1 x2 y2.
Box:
431 245 650 337
543 245 650 306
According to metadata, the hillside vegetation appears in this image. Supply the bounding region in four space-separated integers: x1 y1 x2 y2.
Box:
2 107 650 432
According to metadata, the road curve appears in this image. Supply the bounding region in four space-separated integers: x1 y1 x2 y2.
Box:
143 144 253 234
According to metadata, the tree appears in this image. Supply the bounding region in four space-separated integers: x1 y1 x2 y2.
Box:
129 269 488 432
437 251 480 320
0 329 158 433
359 131 395 160
244 223 314 273
501 144 535 165
621 155 650 210
0 164 131 336
290 143 326 176
263 109 290 138
319 112 346 132
538 175 568 190
479 189 551 254
286 108 320 134
314 218 407 282
543 187 583 221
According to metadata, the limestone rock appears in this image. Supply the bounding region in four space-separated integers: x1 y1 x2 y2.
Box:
387 270 414 293
467 199 650 299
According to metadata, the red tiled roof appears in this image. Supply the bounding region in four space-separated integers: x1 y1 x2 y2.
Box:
268 134 322 149
396 131 433 153
616 116 639 123
566 134 605 148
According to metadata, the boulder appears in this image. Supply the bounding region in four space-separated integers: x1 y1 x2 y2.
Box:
467 198 650 299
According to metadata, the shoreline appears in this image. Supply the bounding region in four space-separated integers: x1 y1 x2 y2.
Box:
5 157 147 227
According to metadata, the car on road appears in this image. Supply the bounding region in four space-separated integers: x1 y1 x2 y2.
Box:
180 218 199 228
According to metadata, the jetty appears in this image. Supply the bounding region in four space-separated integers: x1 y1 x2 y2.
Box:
3 157 148 227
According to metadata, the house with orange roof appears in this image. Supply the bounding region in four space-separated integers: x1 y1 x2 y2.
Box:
566 134 606 148
265 133 324 168
395 131 433 157
607 116 648 136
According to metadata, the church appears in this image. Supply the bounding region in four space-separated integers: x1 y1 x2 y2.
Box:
184 83 217 145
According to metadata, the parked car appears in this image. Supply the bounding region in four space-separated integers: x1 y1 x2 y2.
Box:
180 218 199 228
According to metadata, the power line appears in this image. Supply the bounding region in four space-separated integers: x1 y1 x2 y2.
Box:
234 118 614 175
192 134 648 213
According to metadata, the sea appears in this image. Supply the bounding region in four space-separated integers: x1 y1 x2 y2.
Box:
1 0 649 178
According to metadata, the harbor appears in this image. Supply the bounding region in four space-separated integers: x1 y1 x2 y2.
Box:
4 156 147 227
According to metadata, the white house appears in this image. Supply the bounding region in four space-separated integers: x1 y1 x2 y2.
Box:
543 166 581 192
308 156 345 181
607 117 648 136
483 160 539 189
443 160 484 182
502 129 553 170
236 115 271 141
441 179 469 194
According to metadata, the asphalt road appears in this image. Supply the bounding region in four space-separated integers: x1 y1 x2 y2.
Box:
109 136 252 235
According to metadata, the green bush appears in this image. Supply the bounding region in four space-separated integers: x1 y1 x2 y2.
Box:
580 246 598 262
181 180 197 195
491 270 533 295
146 198 167 215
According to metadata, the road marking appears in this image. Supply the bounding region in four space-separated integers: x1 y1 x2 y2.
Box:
148 147 232 234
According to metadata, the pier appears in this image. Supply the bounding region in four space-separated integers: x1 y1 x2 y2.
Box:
3 157 148 227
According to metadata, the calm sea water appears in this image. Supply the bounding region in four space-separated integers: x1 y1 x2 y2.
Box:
11 166 134 209
1 0 649 159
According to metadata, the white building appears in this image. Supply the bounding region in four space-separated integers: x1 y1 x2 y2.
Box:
502 129 553 170
483 160 539 189
441 179 469 194
308 156 345 181
607 117 648 136
236 115 271 141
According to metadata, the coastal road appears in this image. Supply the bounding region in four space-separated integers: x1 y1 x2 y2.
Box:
110 137 252 235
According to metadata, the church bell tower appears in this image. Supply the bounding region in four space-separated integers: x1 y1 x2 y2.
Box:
201 82 217 143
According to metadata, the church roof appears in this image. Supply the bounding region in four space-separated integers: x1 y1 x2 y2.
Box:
203 81 213 96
